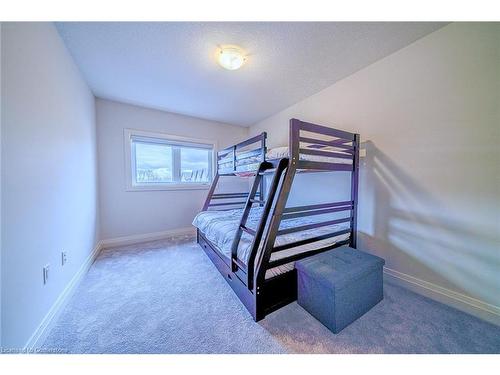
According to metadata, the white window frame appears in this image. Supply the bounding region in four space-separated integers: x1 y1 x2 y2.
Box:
124 128 217 191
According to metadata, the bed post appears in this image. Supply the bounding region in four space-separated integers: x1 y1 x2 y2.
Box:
259 133 267 205
350 133 360 248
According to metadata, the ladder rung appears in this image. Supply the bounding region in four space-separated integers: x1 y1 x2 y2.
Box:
250 198 265 204
240 225 256 236
232 257 247 271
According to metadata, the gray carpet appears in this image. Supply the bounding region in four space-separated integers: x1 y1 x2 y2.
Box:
41 235 500 354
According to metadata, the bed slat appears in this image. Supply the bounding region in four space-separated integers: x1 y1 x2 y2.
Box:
277 217 352 236
211 192 253 199
299 136 354 151
233 258 247 272
267 235 352 268
208 201 247 207
282 205 353 220
272 228 352 254
296 160 353 171
299 148 353 160
236 148 263 160
240 225 256 236
283 200 353 213
298 120 356 141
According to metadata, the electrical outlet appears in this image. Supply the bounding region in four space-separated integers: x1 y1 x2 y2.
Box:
43 264 50 285
61 251 67 266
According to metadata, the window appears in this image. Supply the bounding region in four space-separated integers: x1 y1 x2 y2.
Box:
134 142 173 184
125 129 215 191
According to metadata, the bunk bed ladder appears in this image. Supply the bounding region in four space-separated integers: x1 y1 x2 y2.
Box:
230 159 289 279
230 161 272 273
245 158 289 290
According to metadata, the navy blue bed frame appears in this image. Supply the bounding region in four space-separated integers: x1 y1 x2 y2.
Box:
197 118 360 321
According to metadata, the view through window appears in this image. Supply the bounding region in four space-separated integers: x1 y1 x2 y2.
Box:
129 131 214 188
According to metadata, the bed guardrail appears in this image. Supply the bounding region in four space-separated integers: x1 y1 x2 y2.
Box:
217 132 267 175
205 192 262 211
202 132 267 211
292 120 357 172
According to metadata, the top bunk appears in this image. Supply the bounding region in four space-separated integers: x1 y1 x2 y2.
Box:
217 118 359 176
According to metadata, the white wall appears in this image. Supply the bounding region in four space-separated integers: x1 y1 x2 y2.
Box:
249 23 500 322
0 22 3 347
97 99 248 241
1 23 99 347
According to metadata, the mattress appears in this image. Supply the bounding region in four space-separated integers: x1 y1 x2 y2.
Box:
266 146 352 165
192 207 350 279
219 146 351 173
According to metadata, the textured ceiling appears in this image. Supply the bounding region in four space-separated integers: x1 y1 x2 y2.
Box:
56 22 446 126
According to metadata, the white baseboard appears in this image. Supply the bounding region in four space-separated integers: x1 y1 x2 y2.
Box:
24 240 104 350
23 227 195 349
383 267 500 326
100 227 196 249
23 237 496 349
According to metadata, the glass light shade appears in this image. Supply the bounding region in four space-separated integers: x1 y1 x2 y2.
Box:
217 47 246 70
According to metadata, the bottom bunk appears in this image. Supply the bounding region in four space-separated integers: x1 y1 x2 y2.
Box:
193 208 351 320
197 230 299 321
193 207 351 278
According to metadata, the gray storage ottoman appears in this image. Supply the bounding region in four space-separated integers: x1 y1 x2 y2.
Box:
296 246 385 333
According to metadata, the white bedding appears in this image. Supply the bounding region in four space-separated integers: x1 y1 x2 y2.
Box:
192 207 350 279
266 146 351 164
220 146 351 173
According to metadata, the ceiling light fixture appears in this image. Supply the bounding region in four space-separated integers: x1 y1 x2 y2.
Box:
217 46 246 70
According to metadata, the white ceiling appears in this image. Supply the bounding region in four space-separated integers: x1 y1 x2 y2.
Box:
56 22 446 126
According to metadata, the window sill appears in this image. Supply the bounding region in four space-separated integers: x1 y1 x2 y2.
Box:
126 184 211 192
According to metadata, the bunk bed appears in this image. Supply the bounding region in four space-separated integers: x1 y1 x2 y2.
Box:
192 118 360 321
